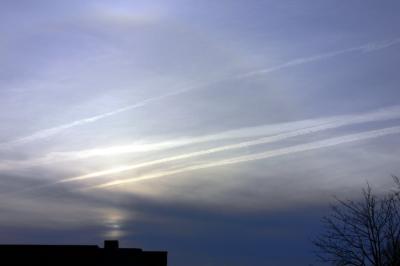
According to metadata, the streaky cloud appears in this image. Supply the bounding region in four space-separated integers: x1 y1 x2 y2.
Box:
92 125 400 189
236 37 400 78
0 89 189 149
61 105 400 183
1 37 399 148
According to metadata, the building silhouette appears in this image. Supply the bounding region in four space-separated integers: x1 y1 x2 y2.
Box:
0 240 167 266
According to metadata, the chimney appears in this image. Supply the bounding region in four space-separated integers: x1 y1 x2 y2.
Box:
104 240 119 249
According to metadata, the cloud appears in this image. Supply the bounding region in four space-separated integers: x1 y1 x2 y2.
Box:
1 37 399 148
0 90 183 148
1 104 398 174
91 125 400 188
235 37 400 78
361 38 400 52
54 105 400 183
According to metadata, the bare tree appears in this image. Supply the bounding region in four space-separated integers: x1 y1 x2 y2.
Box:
313 178 400 266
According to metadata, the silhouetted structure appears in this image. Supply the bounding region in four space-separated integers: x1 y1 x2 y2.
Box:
0 240 167 266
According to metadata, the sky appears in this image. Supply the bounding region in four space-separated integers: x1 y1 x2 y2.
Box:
1 1 400 265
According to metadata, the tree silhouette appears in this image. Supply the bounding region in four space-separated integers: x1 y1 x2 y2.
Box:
313 177 400 266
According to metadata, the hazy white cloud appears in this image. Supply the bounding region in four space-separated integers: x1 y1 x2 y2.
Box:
2 37 399 149
53 104 400 183
1 104 398 174
236 37 400 78
93 125 400 188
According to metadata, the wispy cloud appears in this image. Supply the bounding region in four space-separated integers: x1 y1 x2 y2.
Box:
58 105 400 183
0 89 189 149
1 37 399 148
10 104 400 169
0 104 398 178
93 125 400 189
236 37 400 78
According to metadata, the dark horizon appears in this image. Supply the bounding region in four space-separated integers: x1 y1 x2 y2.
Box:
0 240 167 266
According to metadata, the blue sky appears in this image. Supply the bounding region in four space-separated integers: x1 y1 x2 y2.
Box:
1 1 400 265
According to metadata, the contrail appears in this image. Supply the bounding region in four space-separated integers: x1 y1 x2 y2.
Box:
235 37 400 78
1 105 399 172
60 105 400 183
92 125 400 189
2 37 399 147
11 104 400 170
0 88 192 148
